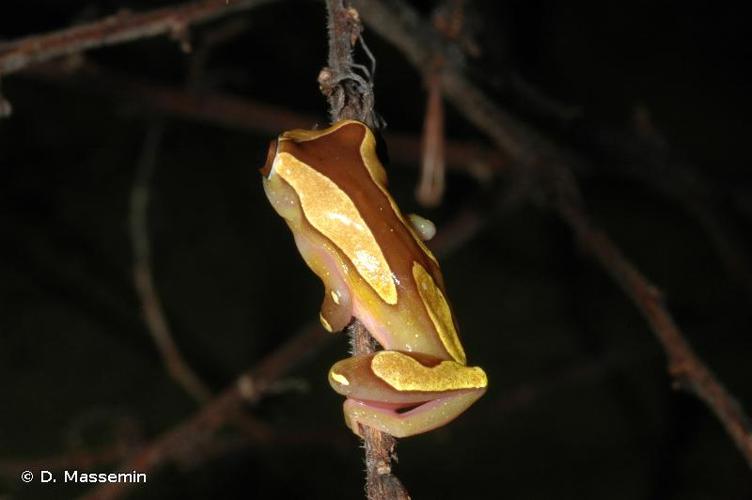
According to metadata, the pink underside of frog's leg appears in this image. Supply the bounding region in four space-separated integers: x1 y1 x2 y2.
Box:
342 388 486 438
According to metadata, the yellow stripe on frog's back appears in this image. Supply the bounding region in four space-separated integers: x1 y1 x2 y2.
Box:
358 127 440 267
274 152 398 305
412 262 466 364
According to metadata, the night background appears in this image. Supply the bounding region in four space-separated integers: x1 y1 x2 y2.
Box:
1 1 751 499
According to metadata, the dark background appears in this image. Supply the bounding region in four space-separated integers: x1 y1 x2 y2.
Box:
1 1 751 499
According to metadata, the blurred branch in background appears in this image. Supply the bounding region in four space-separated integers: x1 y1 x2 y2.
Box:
0 342 642 494
0 0 277 76
22 60 504 180
128 120 276 442
548 96 752 303
124 15 281 424
415 0 479 208
0 0 744 291
0 0 750 497
416 68 446 207
129 121 213 403
484 55 752 303
1 430 347 487
352 0 752 468
81 324 331 500
4 0 746 305
1 171 498 498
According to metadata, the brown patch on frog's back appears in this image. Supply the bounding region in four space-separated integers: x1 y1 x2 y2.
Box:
279 122 462 361
279 123 441 288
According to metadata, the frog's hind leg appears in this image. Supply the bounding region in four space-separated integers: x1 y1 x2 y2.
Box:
343 388 485 438
328 351 487 437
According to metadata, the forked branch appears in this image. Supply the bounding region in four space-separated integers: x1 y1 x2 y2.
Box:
354 0 752 468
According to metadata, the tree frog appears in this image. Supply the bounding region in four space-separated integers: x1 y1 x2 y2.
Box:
261 120 487 437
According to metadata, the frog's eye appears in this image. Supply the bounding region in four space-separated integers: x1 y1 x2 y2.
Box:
260 139 278 177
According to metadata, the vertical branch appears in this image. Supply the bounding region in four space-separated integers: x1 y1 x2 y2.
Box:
353 0 752 469
347 322 410 500
319 0 379 128
321 2 410 499
416 0 473 207
416 68 446 207
0 77 11 118
129 122 213 403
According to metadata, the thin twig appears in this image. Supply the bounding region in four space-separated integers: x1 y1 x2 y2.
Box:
415 0 474 207
76 181 496 500
322 2 410 498
320 0 379 129
0 0 742 306
354 0 752 468
347 322 410 500
416 68 446 207
25 60 504 179
130 121 273 443
598 111 752 302
0 348 639 485
130 122 213 403
504 75 752 301
558 200 752 468
0 0 276 75
81 324 330 500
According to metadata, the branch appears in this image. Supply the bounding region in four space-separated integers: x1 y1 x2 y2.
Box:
321 2 409 498
558 200 752 466
0 0 275 75
354 0 752 468
24 61 504 179
74 199 486 499
502 74 752 301
536 96 752 303
130 122 213 403
82 324 330 500
3 0 745 302
320 0 380 129
347 322 410 500
416 69 446 207
75 193 490 500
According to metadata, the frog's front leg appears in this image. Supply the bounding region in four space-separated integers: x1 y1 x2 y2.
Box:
329 351 487 438
262 168 353 333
